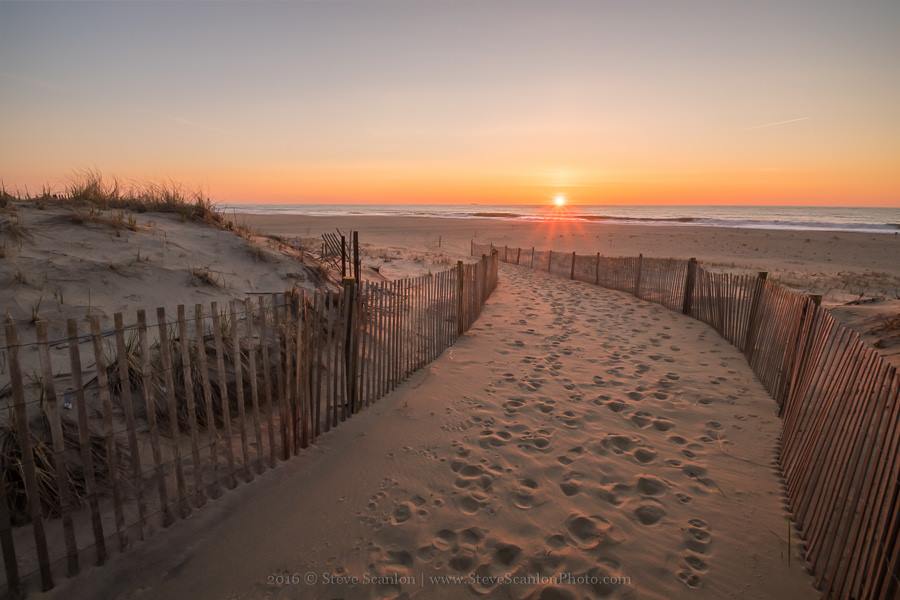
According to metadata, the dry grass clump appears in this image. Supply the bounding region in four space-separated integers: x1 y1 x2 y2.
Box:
249 244 270 262
0 213 31 242
0 185 14 209
231 221 257 240
5 170 227 229
66 207 140 232
106 324 275 435
1 411 130 524
65 170 225 226
870 314 900 334
191 266 225 288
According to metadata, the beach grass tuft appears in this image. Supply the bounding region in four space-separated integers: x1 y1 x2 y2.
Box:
191 266 224 288
7 170 228 229
66 207 141 232
0 411 130 524
0 213 31 242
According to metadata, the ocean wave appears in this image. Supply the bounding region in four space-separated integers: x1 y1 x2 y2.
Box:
223 204 900 234
472 211 524 218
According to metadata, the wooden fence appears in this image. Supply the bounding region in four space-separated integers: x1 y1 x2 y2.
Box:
320 230 362 279
476 242 899 600
0 252 499 596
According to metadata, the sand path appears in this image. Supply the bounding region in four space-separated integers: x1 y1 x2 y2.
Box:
47 265 814 600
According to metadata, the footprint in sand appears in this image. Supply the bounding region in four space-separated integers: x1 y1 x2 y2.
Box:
451 461 494 492
636 474 668 496
630 410 653 428
633 501 667 526
479 428 512 448
564 513 613 549
511 477 542 509
455 492 490 515
678 518 713 588
652 417 675 431
518 429 554 452
632 446 657 464
559 471 583 496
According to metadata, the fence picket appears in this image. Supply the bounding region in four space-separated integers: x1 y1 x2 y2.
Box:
5 319 53 591
35 321 79 575
66 318 106 562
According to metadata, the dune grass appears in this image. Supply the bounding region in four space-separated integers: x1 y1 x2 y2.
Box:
0 411 130 524
191 266 225 288
66 206 140 232
0 213 30 243
4 170 230 229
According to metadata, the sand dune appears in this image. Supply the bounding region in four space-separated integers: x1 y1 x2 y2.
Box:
50 263 814 600
0 200 330 383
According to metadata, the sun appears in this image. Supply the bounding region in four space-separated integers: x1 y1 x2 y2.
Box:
553 193 567 207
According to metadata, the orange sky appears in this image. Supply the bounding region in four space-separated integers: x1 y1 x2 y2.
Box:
1 1 898 207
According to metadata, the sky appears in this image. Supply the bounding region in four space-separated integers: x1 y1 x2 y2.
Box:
1 0 899 206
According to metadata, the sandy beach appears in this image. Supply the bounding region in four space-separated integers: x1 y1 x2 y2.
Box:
44 262 814 600
242 213 900 365
241 214 900 300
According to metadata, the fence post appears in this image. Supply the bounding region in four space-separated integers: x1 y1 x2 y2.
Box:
548 250 552 272
530 247 535 268
743 271 769 360
776 296 811 410
470 239 474 256
36 320 79 575
570 251 576 279
4 318 52 591
340 235 347 277
504 245 508 262
456 260 465 335
342 277 357 413
481 254 489 304
595 252 600 285
456 260 465 336
516 247 521 265
0 475 18 594
68 317 109 558
780 294 821 416
635 253 643 295
682 257 697 315
353 231 360 279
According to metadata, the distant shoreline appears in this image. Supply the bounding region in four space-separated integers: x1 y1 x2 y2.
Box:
225 204 900 235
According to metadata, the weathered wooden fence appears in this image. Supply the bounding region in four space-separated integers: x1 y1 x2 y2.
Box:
0 252 499 596
476 242 899 600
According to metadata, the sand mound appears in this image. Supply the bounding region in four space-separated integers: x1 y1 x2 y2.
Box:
1 200 327 373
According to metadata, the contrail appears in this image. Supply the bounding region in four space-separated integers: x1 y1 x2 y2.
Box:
746 116 810 131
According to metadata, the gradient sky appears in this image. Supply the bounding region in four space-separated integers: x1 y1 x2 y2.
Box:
1 0 898 206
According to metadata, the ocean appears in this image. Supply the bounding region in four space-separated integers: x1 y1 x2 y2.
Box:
222 204 900 234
